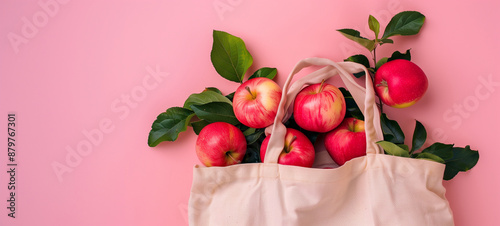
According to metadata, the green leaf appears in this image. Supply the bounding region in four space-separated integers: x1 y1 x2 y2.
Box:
203 87 222 94
375 57 388 70
447 146 479 170
242 127 256 136
443 167 460 181
388 49 411 62
183 90 232 110
416 152 445 163
380 113 405 144
344 54 370 78
411 120 427 152
377 141 410 157
368 15 380 39
242 142 262 163
398 144 409 152
148 107 195 147
249 67 277 80
345 54 371 68
191 120 211 135
245 128 265 145
339 87 364 120
191 102 240 125
211 30 253 83
422 142 454 160
443 146 479 180
382 11 426 39
379 38 394 45
225 92 235 102
337 29 376 51
236 123 250 132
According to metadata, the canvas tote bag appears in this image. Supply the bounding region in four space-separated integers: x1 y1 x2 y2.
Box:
188 58 454 226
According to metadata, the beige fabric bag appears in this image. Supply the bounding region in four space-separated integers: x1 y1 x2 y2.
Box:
188 58 454 226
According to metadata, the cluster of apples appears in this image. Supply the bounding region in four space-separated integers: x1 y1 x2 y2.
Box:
258 79 368 168
196 59 428 167
194 77 365 168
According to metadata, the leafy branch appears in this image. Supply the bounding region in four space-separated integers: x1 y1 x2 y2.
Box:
338 11 425 113
338 11 479 180
338 11 425 73
377 113 479 180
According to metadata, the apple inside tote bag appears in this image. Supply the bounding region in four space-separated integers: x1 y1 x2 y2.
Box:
188 57 454 226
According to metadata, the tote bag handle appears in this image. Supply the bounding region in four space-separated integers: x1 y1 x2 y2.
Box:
264 58 384 164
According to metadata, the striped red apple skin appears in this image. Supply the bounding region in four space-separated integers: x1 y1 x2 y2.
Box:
195 122 247 167
324 118 366 166
233 77 282 129
374 59 428 108
293 82 346 133
260 128 315 167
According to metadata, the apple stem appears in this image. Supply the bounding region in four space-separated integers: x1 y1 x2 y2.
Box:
350 119 357 132
245 86 256 99
371 47 384 114
376 80 388 87
226 152 240 164
374 81 386 113
284 136 298 153
318 79 326 93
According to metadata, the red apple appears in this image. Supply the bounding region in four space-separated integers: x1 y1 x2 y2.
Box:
293 81 346 133
195 122 247 167
324 118 366 166
260 128 315 167
233 77 282 128
374 59 428 108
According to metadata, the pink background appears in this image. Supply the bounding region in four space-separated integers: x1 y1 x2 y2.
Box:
1 0 499 225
